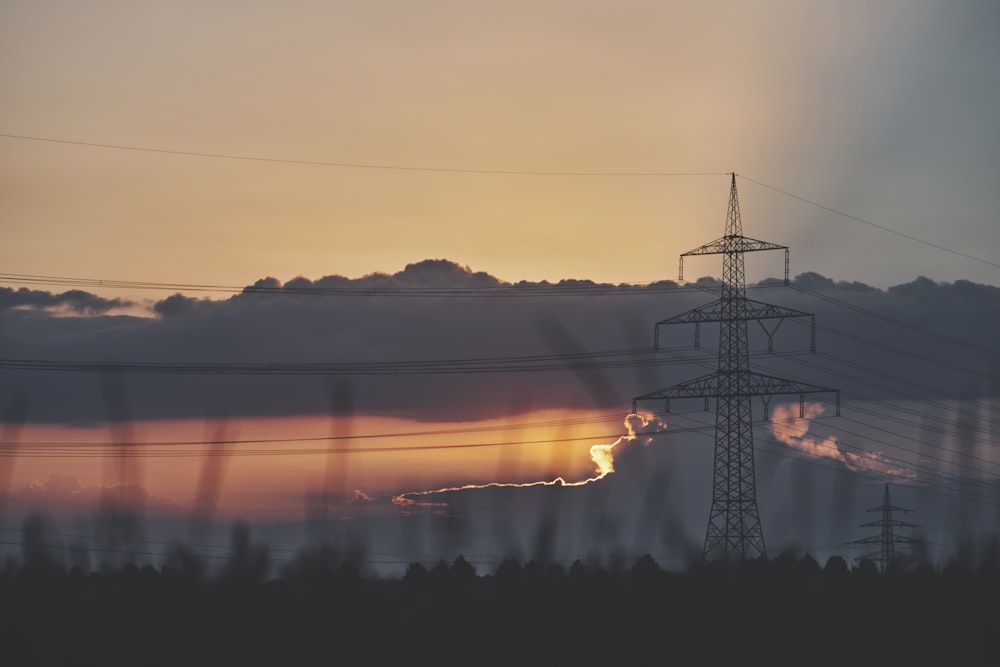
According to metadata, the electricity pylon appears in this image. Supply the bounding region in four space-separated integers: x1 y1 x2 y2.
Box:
633 173 838 561
854 483 921 572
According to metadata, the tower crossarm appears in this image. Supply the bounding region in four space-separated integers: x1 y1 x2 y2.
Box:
656 298 812 326
860 518 921 530
681 236 788 257
632 371 722 402
653 298 816 350
678 236 792 283
864 504 916 515
865 484 917 516
631 370 838 413
854 534 923 545
741 372 836 398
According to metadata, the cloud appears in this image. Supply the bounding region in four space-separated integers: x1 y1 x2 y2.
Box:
361 260 503 288
1 261 997 424
793 272 879 294
0 287 131 314
237 260 505 295
14 472 179 510
769 402 915 480
21 472 83 497
153 293 204 317
393 412 661 512
374 412 702 564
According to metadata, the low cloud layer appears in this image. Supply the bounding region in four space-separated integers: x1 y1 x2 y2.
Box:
1 260 997 424
0 287 131 315
15 472 177 509
769 402 914 480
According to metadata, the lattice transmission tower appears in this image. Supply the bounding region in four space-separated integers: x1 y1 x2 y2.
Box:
633 173 839 561
853 483 922 572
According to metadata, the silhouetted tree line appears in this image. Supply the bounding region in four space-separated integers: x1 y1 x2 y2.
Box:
2 523 999 665
2 557 997 665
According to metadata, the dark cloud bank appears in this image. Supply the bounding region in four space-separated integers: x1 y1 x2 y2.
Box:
1 259 997 424
2 261 998 569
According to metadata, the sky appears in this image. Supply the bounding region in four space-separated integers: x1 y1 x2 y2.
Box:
1 0 998 289
1 1 999 572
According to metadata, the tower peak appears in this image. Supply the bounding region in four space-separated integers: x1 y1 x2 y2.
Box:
725 173 743 237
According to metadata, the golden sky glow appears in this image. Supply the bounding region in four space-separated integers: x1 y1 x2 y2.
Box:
2 1 998 289
3 409 631 518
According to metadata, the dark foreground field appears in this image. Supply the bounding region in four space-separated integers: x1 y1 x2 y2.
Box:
2 551 998 667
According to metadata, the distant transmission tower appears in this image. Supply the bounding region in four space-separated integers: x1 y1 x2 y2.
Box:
853 484 922 572
633 173 838 561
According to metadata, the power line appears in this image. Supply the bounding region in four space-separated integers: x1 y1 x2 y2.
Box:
3 132 994 272
751 358 1000 457
0 347 814 377
805 350 997 418
0 132 726 178
808 321 991 380
0 422 726 459
0 410 628 448
737 174 1000 270
670 355 1000 489
844 398 998 448
673 410 1000 509
835 413 1000 474
0 270 728 297
787 283 999 357
770 352 998 427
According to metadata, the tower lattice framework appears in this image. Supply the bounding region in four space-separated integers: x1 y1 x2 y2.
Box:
633 174 838 561
853 483 921 572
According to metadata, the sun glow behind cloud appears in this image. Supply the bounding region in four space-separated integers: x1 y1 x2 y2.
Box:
391 412 662 514
1 409 642 519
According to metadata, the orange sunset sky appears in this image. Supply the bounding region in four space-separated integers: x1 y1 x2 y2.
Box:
2 1 998 289
7 410 634 517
